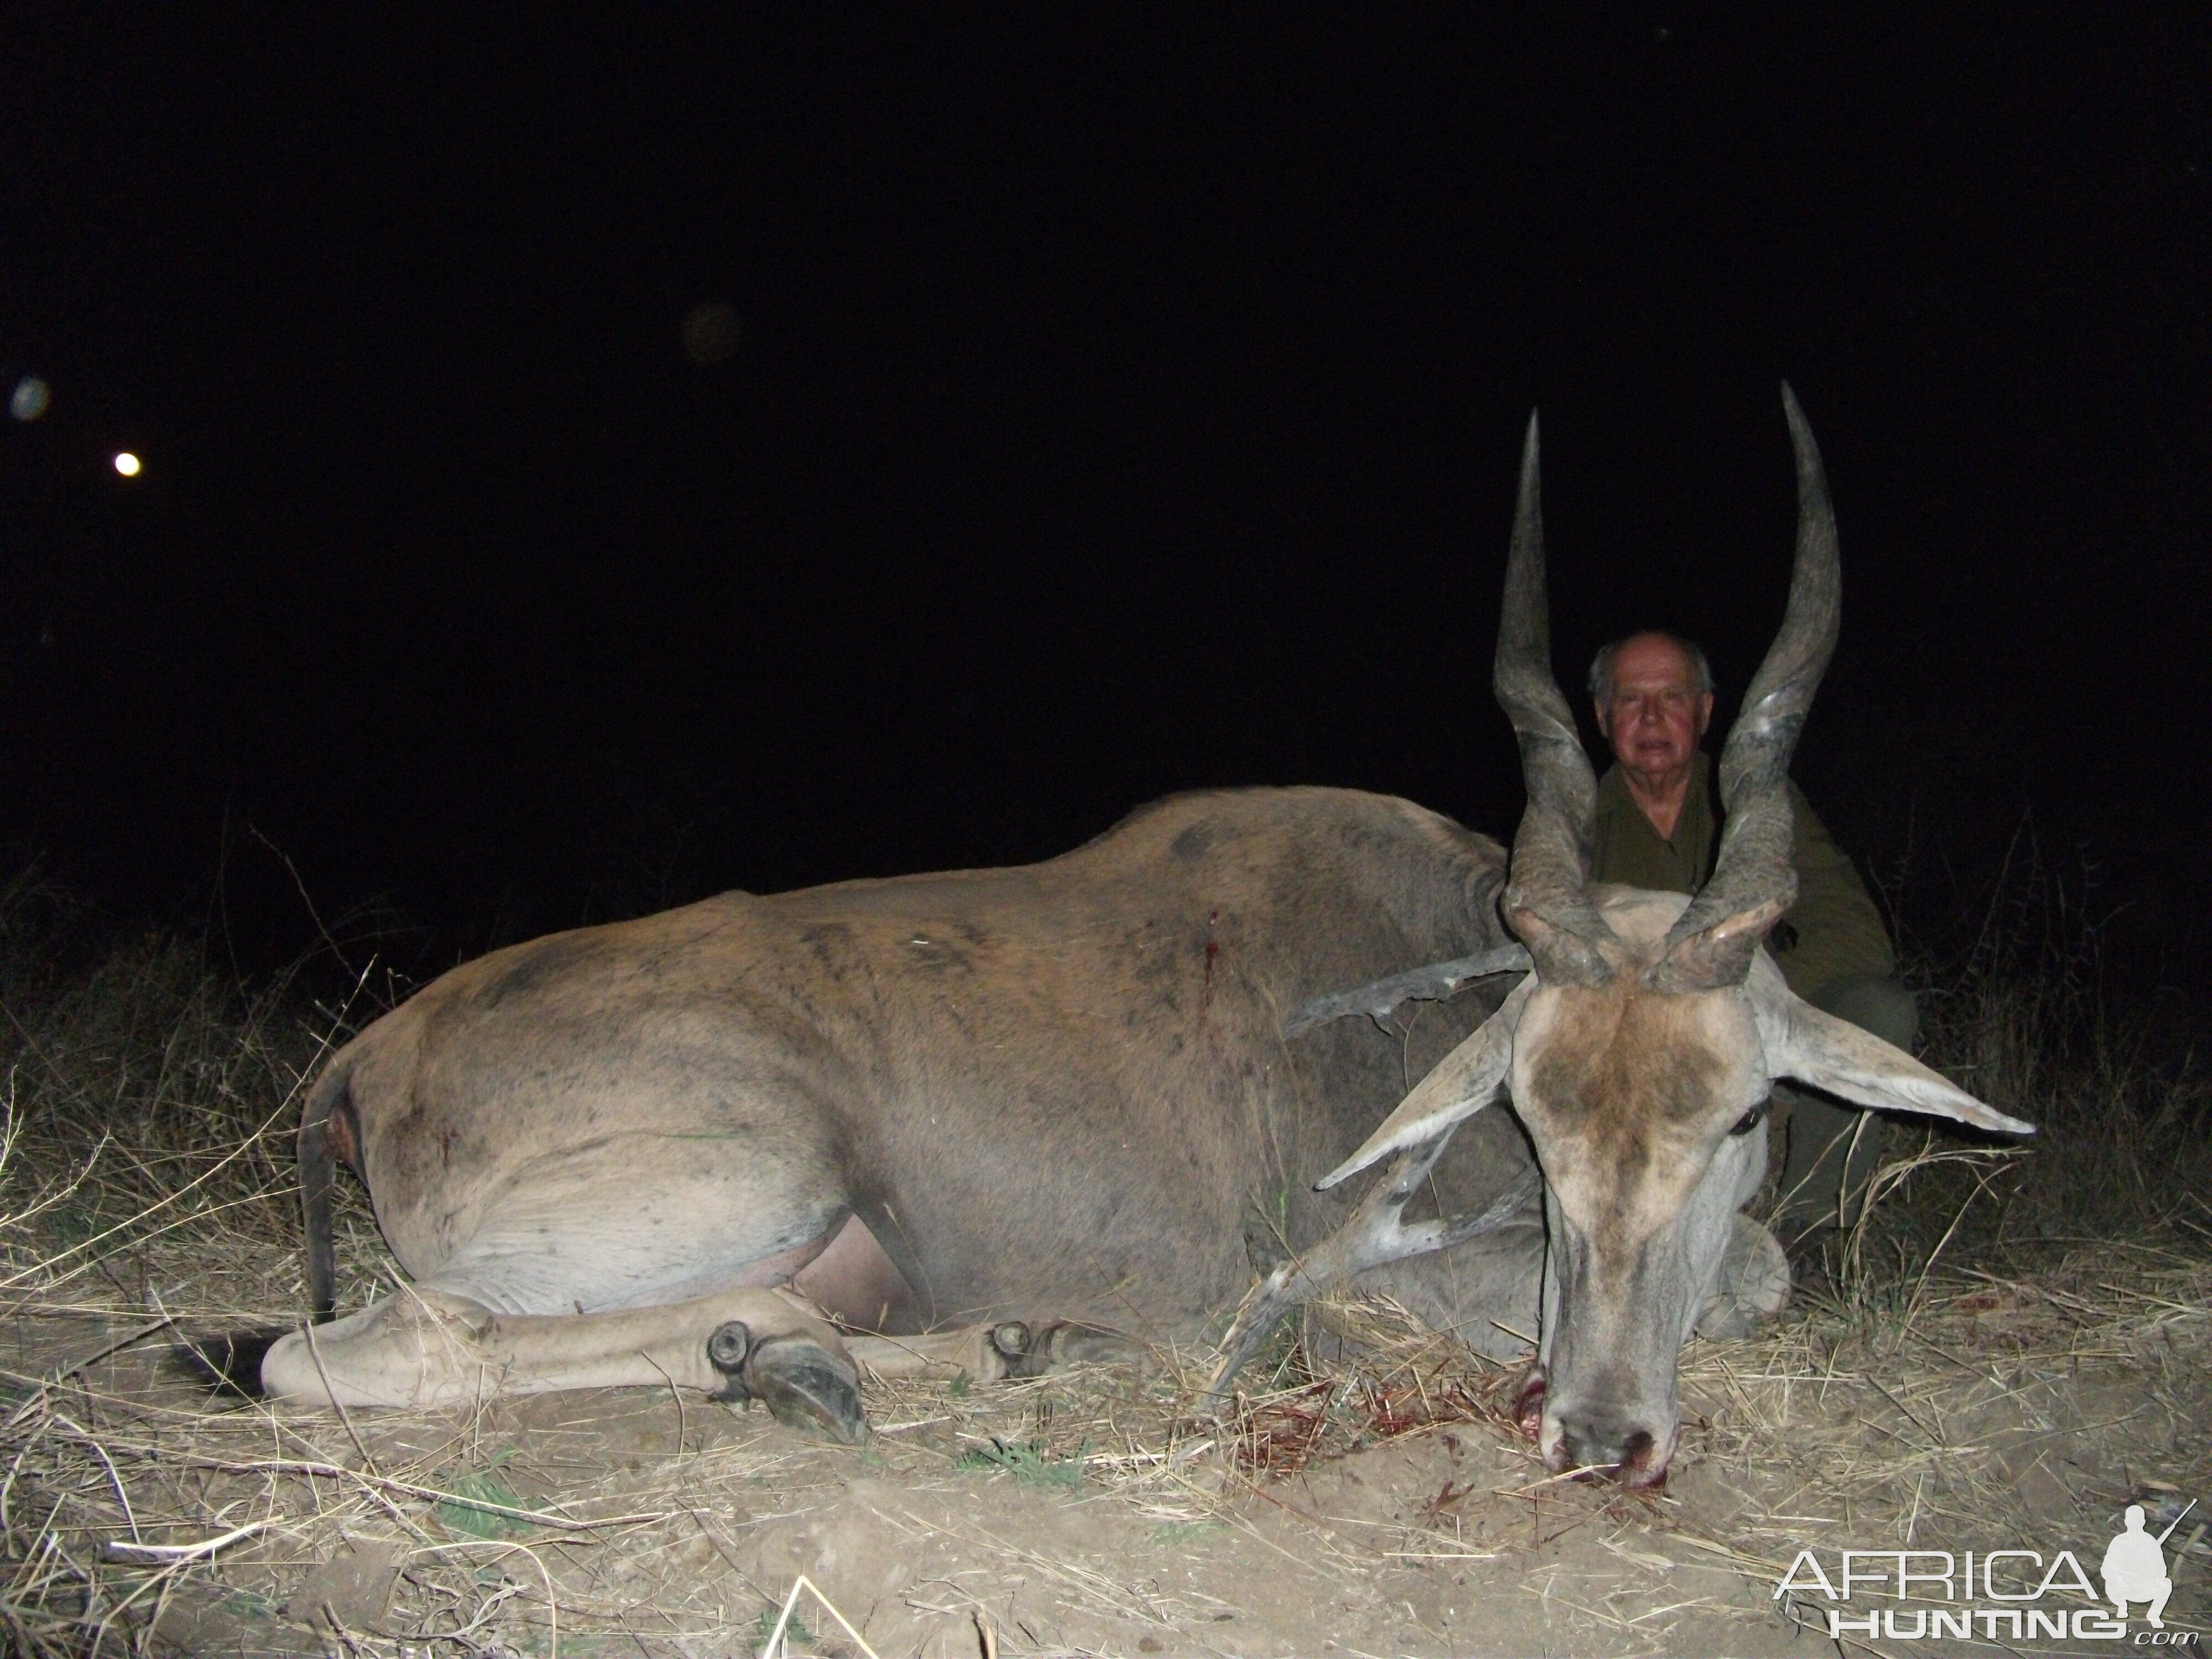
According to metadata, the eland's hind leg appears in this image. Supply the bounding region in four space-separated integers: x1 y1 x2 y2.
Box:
289 1099 883 1436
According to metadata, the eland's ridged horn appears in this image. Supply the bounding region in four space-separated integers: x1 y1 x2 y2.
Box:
1647 382 1842 993
1495 411 1619 986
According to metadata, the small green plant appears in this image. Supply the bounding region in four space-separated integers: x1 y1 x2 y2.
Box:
754 1603 811 1649
955 1435 1089 1491
432 1448 535 1540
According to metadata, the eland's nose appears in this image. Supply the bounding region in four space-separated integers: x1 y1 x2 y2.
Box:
1557 1416 1660 1483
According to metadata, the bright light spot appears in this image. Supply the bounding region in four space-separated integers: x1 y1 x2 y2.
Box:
10 376 51 421
112 451 142 478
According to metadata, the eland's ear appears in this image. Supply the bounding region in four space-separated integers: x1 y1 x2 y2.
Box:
1758 990 2035 1136
1317 976 1536 1190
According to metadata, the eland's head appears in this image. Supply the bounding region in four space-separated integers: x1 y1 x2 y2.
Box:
1319 386 2033 1486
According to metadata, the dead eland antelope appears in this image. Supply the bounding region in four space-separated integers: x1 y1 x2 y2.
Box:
231 387 2026 1487
1213 384 2032 1484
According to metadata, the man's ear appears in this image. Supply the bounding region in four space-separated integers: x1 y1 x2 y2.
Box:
1755 987 2034 1136
1694 690 1714 741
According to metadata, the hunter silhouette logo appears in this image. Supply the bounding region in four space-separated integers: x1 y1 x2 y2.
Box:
2104 1503 2189 1631
1775 1499 2200 1645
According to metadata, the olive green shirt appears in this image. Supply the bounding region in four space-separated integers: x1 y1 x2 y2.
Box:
1588 754 1895 1001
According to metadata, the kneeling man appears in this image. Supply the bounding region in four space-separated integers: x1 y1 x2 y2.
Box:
1587 630 1912 1250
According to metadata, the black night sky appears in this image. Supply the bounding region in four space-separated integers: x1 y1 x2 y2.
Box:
3 10 2206 987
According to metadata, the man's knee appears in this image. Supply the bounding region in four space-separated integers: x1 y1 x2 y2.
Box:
1809 973 1917 1054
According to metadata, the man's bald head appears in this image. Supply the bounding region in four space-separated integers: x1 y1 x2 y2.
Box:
1588 632 1713 705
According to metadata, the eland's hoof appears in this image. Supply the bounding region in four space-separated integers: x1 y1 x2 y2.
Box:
741 1335 867 1445
707 1319 753 1377
989 1321 1034 1366
1020 1321 1148 1378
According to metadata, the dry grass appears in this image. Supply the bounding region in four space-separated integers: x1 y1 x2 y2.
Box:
1886 827 2212 1250
0 874 2205 1656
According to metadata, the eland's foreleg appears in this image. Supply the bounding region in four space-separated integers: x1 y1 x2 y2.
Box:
1206 1134 1540 1399
263 1287 1149 1446
847 1319 1147 1385
262 1282 872 1442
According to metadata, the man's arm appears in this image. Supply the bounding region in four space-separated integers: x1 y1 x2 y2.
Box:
1772 783 1896 1003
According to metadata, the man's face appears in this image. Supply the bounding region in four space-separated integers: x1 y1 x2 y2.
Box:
1596 634 1714 784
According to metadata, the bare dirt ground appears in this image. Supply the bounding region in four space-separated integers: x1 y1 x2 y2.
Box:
4 1201 2207 1659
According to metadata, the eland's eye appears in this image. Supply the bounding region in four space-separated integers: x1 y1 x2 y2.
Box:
1729 1099 1771 1138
